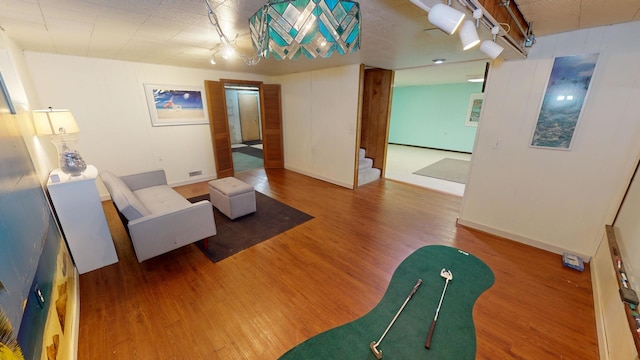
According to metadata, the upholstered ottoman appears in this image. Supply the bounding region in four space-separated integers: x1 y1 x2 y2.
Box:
208 177 256 220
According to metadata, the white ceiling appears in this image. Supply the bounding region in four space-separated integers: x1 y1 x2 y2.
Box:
1 0 639 86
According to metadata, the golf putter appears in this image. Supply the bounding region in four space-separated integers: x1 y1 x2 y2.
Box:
370 279 422 359
425 269 453 349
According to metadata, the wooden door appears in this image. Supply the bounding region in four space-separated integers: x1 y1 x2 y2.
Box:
205 80 234 178
238 93 261 142
360 68 394 176
260 84 284 169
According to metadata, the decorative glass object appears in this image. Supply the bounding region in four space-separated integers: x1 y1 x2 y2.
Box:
249 0 361 60
52 138 87 176
33 108 87 176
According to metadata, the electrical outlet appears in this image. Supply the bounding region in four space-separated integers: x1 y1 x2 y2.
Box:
189 170 202 177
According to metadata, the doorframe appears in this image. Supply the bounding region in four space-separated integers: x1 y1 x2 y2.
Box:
213 79 283 173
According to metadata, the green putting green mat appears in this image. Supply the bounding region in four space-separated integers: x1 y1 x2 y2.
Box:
279 245 495 359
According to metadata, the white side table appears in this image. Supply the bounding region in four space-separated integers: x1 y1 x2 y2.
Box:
47 165 118 274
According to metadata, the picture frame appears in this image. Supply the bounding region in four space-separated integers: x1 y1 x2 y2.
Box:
144 84 209 126
0 71 16 115
530 53 599 150
465 93 483 127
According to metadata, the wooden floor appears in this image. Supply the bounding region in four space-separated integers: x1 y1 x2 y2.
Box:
79 169 599 359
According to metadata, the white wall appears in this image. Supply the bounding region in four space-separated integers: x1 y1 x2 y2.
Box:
0 32 55 184
275 64 361 188
459 21 640 259
24 52 269 197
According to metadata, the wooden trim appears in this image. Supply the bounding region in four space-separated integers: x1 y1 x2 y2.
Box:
220 79 264 87
477 0 528 46
353 64 365 189
204 80 234 178
261 84 284 169
360 68 394 178
605 224 640 353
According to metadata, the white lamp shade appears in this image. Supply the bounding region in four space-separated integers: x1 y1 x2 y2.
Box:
480 40 504 59
428 3 465 35
459 20 480 50
33 109 80 135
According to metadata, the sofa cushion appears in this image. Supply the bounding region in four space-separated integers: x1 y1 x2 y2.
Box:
100 171 151 221
133 185 191 214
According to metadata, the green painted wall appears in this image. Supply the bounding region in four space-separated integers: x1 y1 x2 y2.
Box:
389 82 482 153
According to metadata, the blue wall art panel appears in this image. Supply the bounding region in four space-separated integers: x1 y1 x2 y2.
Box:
531 53 599 150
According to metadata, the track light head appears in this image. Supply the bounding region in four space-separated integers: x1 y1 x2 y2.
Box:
428 3 466 35
410 0 466 35
459 20 480 50
480 40 504 59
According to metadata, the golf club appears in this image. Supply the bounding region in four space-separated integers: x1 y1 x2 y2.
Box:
425 268 453 349
370 279 422 359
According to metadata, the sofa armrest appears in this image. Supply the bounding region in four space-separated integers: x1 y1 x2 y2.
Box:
127 201 216 262
120 169 167 191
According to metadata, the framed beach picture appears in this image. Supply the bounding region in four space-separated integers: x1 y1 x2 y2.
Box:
530 53 599 150
144 84 209 126
465 93 483 127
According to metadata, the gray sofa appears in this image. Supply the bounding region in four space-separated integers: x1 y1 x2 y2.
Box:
100 169 216 262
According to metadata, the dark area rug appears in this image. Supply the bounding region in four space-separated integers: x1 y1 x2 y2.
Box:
413 158 470 184
189 192 313 262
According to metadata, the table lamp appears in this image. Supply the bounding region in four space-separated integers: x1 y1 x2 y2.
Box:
33 107 87 176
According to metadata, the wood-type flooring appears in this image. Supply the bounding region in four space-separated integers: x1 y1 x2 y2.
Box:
78 168 599 359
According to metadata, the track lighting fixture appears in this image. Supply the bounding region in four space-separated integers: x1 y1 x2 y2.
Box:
412 1 506 60
480 40 504 59
410 0 466 35
479 25 503 59
459 20 480 50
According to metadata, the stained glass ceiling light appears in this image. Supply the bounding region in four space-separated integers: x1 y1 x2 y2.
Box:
250 0 361 61
205 0 360 65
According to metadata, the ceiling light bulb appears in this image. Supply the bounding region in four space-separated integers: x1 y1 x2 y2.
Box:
210 55 217 65
222 44 235 59
459 20 480 50
466 75 484 83
433 58 446 64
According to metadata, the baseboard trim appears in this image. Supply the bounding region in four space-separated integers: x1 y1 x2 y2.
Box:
456 218 592 262
388 143 472 155
591 239 610 360
169 175 216 188
284 165 353 189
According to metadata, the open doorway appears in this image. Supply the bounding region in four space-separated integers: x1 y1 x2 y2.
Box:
225 86 264 173
384 60 488 196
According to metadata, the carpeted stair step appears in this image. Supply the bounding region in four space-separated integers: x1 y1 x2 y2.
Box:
358 157 373 171
359 148 366 159
358 167 381 186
